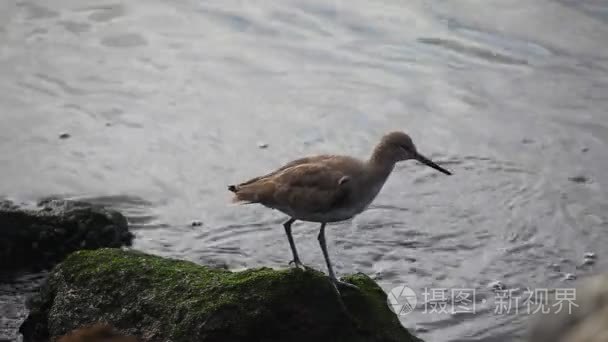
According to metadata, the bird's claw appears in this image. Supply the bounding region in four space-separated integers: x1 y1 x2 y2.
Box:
331 277 359 292
288 259 306 270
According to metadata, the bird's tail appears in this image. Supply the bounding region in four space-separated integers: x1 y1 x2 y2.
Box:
227 183 271 204
228 184 254 204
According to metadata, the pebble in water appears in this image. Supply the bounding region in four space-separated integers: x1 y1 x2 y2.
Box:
257 142 269 149
584 252 597 259
59 133 71 139
582 258 595 266
579 252 597 267
568 175 590 184
414 327 429 334
489 280 506 291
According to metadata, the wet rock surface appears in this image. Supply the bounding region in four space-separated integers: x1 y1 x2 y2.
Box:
56 324 139 342
0 199 133 271
20 248 421 342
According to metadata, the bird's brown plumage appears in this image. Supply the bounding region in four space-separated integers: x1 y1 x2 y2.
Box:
229 155 355 215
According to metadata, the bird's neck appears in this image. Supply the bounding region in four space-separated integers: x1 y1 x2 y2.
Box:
367 146 397 184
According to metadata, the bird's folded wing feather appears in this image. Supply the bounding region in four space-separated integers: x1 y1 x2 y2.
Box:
234 162 349 213
272 163 350 213
235 155 334 187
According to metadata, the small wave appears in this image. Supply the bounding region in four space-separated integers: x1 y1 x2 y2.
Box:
417 37 529 66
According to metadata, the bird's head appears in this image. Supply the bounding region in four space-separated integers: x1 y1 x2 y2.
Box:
373 131 452 175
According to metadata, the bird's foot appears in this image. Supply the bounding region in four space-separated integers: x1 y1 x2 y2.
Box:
330 277 359 292
288 259 309 270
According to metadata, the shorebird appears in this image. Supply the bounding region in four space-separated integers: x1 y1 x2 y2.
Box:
228 131 452 291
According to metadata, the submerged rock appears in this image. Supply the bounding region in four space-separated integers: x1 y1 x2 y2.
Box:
20 249 421 342
0 199 133 270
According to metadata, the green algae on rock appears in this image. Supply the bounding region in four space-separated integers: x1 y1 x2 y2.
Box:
20 248 422 342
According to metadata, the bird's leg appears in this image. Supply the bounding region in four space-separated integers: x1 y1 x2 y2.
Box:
317 223 359 291
283 218 304 269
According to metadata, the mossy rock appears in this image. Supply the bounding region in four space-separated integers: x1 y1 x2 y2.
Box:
20 248 421 342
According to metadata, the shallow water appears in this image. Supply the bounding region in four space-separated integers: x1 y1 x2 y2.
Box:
1 0 608 341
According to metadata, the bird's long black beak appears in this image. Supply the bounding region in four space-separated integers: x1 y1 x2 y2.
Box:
415 153 452 175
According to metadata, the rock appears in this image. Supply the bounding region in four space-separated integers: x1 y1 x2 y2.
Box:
528 273 608 342
0 199 133 271
19 249 421 342
59 133 71 139
57 323 139 342
0 200 19 211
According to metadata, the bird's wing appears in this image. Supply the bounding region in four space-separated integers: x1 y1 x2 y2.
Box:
274 163 351 213
232 161 350 213
231 155 335 188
